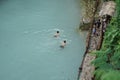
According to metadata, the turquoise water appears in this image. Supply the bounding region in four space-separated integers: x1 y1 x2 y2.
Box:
0 0 86 80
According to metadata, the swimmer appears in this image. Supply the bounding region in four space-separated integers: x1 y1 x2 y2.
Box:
60 40 66 48
54 31 60 37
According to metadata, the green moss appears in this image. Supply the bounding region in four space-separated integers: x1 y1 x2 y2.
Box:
79 23 91 31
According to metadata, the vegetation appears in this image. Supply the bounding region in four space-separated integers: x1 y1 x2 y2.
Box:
92 0 120 80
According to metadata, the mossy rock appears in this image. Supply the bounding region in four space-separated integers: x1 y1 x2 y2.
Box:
79 23 91 31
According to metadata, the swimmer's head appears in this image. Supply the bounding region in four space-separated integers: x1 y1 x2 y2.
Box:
57 31 59 33
64 40 66 43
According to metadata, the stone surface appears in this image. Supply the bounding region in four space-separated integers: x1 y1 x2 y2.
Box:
79 20 103 80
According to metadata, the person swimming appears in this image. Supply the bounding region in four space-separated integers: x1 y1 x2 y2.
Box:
54 31 60 37
60 40 66 48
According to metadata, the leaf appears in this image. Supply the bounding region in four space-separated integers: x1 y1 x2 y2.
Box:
101 70 120 80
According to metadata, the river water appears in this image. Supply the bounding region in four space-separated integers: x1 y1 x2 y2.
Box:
0 0 86 80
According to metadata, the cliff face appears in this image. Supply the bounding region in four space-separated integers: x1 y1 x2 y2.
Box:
79 0 100 31
80 0 96 23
